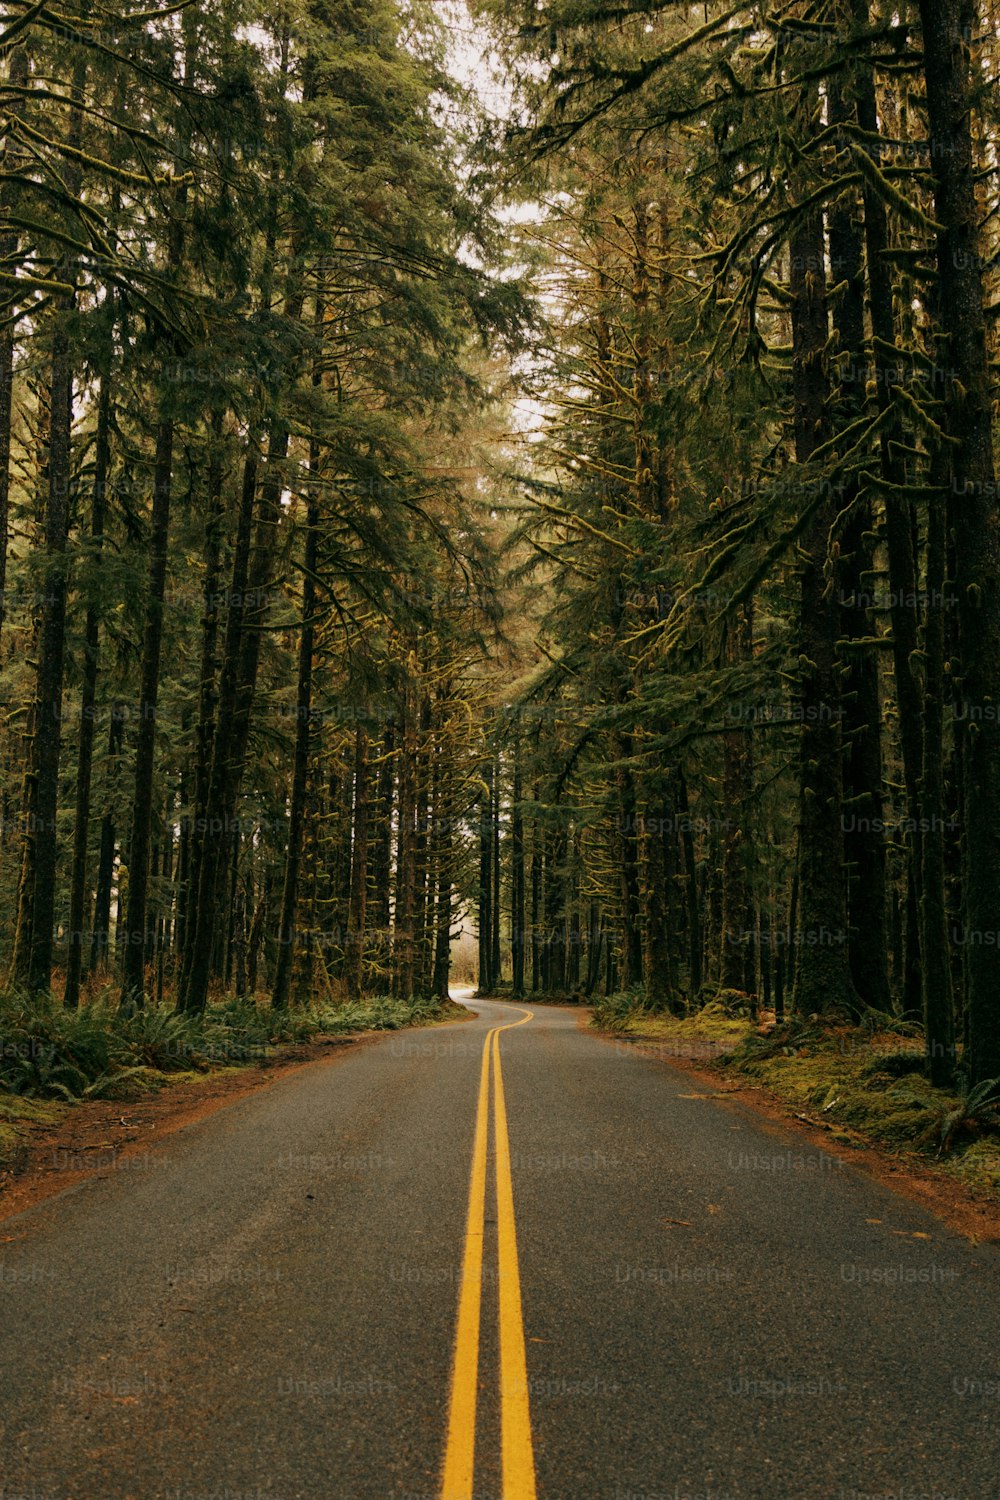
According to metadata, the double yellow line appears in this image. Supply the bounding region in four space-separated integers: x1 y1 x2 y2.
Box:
441 1010 537 1500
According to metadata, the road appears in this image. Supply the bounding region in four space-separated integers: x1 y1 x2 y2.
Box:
2 995 999 1500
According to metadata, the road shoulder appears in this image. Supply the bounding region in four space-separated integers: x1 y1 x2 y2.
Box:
587 1011 1000 1246
1 1006 474 1225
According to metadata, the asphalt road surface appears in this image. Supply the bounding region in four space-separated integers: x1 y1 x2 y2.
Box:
2 995 1000 1500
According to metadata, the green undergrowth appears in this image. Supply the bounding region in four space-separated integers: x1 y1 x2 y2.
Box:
591 993 1000 1197
0 988 457 1107
593 988 751 1043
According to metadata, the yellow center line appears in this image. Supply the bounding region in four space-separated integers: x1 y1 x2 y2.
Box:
493 1019 538 1500
440 1009 536 1500
440 1025 493 1500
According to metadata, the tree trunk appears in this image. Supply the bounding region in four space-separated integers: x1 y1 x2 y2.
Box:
88 705 124 980
392 682 417 1000
490 750 502 987
119 416 174 1009
585 905 603 997
921 447 956 1082
64 375 112 1008
413 696 433 995
272 447 319 1009
0 44 29 660
789 200 857 1015
677 767 702 999
774 852 799 1026
640 792 673 1009
177 417 226 973
344 723 369 998
510 740 525 996
477 758 493 992
720 609 754 991
918 0 1000 1082
850 0 923 1015
28 317 73 995
180 408 295 1013
616 754 644 987
543 818 567 993
368 722 394 989
828 56 891 1011
530 796 541 993
431 724 453 1003
233 875 248 998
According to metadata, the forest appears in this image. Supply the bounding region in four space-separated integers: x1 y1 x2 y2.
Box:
0 0 999 1110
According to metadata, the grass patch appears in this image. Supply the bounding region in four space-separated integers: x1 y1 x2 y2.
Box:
591 989 753 1044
